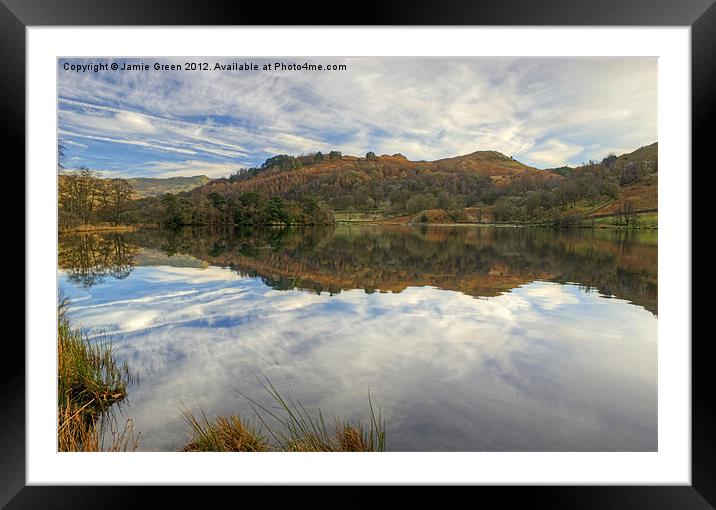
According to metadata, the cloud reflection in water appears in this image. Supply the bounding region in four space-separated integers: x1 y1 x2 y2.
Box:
60 263 656 452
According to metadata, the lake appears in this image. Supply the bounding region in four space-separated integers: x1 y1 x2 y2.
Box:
58 225 657 451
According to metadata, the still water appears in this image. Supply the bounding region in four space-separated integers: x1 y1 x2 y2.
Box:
58 225 657 451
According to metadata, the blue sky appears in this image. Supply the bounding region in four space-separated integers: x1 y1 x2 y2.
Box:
58 57 657 178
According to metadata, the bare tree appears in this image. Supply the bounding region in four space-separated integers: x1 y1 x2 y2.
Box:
618 200 636 227
58 167 103 225
103 179 134 225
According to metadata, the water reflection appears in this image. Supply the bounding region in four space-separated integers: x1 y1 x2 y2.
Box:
59 232 138 288
58 226 657 451
60 225 657 314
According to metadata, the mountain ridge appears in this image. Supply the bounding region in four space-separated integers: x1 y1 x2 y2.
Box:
128 175 210 197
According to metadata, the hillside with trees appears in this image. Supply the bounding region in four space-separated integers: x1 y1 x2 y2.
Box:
185 143 657 226
194 150 558 217
58 168 334 231
58 143 657 230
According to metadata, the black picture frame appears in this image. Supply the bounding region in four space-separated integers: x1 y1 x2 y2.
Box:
5 0 709 507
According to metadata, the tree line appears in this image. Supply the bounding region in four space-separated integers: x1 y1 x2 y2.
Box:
59 167 335 230
153 191 334 227
227 151 344 181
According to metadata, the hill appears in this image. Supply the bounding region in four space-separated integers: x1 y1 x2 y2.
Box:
114 143 657 228
610 142 658 173
128 175 210 197
546 142 657 182
432 150 562 185
192 150 559 216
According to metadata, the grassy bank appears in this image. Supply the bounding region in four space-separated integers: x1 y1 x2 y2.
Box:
58 298 137 451
588 211 658 229
337 206 657 229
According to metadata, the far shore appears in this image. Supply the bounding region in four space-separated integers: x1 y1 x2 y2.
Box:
339 220 657 230
59 224 138 234
59 215 657 233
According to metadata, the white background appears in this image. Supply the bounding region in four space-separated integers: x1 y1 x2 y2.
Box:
26 27 690 485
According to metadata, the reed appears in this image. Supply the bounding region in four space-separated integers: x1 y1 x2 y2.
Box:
183 378 386 452
57 293 137 451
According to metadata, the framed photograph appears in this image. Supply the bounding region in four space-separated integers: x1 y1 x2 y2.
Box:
7 0 710 506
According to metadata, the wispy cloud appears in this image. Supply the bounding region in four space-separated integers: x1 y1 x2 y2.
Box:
527 139 584 167
58 57 657 178
138 160 247 178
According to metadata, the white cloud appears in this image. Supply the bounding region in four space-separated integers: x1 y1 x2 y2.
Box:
114 110 158 134
526 139 584 167
138 160 247 178
521 281 581 309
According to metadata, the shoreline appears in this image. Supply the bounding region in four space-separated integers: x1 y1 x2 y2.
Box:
338 221 657 229
59 224 139 234
59 219 658 232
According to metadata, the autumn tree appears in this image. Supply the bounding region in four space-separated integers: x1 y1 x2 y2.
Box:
100 178 134 225
160 193 189 227
58 167 103 226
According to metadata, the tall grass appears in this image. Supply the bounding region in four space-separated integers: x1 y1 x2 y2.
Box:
57 320 130 414
57 292 137 451
183 378 386 452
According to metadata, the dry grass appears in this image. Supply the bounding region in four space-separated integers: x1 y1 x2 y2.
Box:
58 400 101 452
283 422 380 452
182 408 269 452
58 401 138 452
183 378 386 452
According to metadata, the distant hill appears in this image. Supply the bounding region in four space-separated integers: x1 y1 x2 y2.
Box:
128 175 210 197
